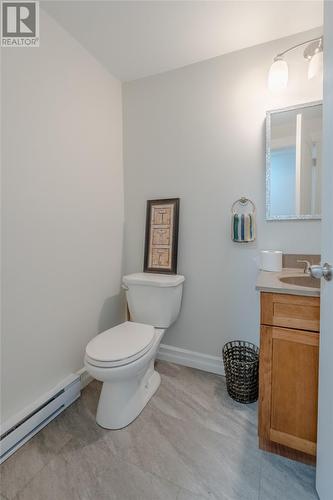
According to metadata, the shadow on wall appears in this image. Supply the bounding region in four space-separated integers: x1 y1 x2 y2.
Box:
98 292 126 333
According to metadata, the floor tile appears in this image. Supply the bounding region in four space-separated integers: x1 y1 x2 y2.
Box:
103 392 261 499
0 362 319 500
82 460 181 500
15 455 81 500
0 416 72 499
62 437 115 486
176 487 223 500
259 452 318 500
154 361 258 442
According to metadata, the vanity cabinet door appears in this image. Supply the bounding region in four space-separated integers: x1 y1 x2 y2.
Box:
259 325 319 457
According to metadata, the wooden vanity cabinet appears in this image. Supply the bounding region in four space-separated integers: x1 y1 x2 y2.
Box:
259 292 320 465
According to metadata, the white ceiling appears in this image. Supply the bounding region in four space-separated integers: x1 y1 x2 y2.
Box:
42 1 323 82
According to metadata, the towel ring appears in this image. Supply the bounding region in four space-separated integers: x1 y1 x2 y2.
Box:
231 197 256 215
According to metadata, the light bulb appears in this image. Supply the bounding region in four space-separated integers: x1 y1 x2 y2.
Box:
308 50 323 80
268 58 288 91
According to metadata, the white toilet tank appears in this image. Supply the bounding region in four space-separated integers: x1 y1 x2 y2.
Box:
122 273 185 328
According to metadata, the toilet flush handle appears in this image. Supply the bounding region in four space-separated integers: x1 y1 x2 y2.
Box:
122 284 129 291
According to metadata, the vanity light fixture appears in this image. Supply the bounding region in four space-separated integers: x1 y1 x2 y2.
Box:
268 36 323 91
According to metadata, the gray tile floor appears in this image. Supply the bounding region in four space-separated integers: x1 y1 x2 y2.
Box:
0 361 318 500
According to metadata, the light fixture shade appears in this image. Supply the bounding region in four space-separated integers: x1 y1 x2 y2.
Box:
308 50 323 80
268 58 289 91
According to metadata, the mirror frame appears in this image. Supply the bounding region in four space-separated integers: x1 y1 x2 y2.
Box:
266 100 322 221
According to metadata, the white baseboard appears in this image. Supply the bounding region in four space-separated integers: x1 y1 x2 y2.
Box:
157 343 225 376
76 367 94 389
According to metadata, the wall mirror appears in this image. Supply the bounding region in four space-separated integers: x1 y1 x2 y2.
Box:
266 101 322 220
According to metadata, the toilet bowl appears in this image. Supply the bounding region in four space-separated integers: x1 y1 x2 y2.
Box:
84 273 184 429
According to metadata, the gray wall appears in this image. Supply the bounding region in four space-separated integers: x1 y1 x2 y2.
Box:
123 29 322 357
1 10 124 423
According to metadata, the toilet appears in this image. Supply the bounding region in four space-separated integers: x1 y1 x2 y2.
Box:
84 272 185 429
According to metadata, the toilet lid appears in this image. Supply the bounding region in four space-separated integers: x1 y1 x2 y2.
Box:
85 321 155 363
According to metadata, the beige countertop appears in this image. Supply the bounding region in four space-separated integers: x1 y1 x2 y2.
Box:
256 268 320 297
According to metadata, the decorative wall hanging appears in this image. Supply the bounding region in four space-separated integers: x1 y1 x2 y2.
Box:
231 197 256 243
144 198 180 274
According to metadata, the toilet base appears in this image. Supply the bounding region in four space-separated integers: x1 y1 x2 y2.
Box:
96 363 161 430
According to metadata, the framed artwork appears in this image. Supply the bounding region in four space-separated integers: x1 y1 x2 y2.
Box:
144 198 180 274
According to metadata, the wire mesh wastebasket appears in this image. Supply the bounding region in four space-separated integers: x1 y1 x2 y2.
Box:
222 341 259 404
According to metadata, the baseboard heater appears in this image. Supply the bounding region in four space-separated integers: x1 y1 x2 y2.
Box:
0 374 80 464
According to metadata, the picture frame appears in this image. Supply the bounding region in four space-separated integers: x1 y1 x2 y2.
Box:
144 198 180 274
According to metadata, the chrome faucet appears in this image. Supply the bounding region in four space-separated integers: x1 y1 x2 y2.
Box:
297 259 311 274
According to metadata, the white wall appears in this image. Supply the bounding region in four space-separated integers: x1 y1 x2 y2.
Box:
123 29 322 357
1 10 124 423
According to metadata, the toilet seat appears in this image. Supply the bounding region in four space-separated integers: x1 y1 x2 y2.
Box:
85 321 155 368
